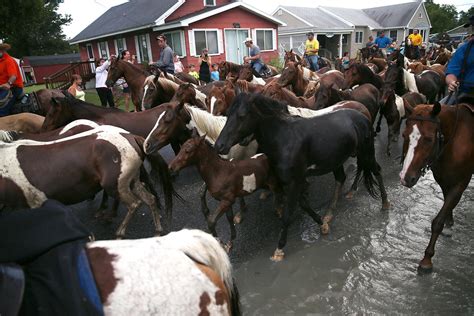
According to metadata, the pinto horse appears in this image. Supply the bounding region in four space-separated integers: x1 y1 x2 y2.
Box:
106 58 148 111
400 102 474 273
0 124 174 238
215 94 390 261
141 74 180 109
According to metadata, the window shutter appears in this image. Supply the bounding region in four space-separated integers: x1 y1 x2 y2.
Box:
272 29 277 51
134 35 141 63
180 31 187 57
188 30 196 56
146 34 153 62
252 29 257 43
217 29 224 54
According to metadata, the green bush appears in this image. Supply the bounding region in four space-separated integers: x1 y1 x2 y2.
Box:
267 57 284 71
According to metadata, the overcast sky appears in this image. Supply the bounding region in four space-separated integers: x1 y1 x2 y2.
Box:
58 0 473 39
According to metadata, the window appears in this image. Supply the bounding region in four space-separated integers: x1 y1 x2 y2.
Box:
115 38 127 55
389 30 397 42
256 29 274 51
136 34 152 63
194 30 219 55
163 31 185 56
278 9 283 16
418 12 422 19
355 31 363 44
98 41 109 59
204 0 216 6
86 44 94 59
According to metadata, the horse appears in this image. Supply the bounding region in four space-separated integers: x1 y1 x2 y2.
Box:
237 64 274 83
106 58 149 111
344 63 384 90
277 62 311 96
404 37 418 60
171 83 209 110
377 91 426 156
262 81 315 109
0 113 44 134
359 47 384 63
283 49 306 67
368 57 388 72
0 203 240 316
169 133 281 250
207 84 236 116
382 56 443 103
400 102 474 273
141 74 180 109
218 61 244 81
0 122 174 238
215 93 390 261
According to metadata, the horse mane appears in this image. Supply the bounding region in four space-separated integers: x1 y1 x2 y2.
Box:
117 59 149 76
184 104 227 143
63 98 121 120
229 93 289 120
225 61 242 73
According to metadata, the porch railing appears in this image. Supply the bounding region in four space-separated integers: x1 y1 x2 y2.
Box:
44 60 96 90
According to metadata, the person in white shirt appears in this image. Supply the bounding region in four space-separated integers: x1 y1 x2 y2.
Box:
95 57 115 108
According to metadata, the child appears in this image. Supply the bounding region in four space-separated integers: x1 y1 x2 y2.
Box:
210 63 219 81
188 64 199 80
173 54 184 73
342 52 350 70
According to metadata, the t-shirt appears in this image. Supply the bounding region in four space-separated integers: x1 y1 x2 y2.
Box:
211 71 219 81
446 39 474 93
408 33 423 46
0 52 24 88
305 39 320 56
375 36 391 49
189 71 199 79
249 45 262 64
158 45 175 73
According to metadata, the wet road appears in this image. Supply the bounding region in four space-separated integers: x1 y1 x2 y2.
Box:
72 121 474 314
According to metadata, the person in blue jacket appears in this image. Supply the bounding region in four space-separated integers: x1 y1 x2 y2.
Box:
374 31 392 58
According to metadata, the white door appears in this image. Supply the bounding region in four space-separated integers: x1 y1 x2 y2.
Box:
225 29 249 64
86 43 96 72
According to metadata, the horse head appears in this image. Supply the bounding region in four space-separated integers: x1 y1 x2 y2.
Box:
42 97 75 131
141 75 159 110
278 62 299 87
106 58 124 87
168 131 205 172
400 102 442 187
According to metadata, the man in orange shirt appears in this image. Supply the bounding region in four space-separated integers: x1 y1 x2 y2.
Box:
0 41 24 116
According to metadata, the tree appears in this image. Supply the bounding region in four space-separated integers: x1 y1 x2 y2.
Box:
0 0 73 57
459 6 474 25
425 0 459 33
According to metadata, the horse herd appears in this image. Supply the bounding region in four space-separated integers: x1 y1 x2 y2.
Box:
0 47 473 314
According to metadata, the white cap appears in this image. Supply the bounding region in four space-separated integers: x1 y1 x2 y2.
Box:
243 37 253 43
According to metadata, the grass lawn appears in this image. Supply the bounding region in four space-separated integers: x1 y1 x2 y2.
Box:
24 84 130 111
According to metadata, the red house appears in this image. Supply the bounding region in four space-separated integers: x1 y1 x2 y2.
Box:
70 0 285 68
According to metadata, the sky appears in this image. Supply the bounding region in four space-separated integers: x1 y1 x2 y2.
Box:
58 0 474 39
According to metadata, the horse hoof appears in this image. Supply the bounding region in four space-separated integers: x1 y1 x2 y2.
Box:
417 258 433 274
382 200 391 210
233 213 243 224
116 236 124 240
320 223 330 235
441 226 453 237
345 191 354 200
270 249 285 262
224 242 233 253
322 215 333 224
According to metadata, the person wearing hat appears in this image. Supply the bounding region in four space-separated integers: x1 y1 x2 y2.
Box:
0 41 24 116
304 32 319 71
443 15 474 104
408 29 423 59
154 34 175 74
243 37 264 75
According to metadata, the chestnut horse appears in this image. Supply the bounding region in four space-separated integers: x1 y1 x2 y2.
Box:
169 134 281 250
343 63 384 90
106 58 148 111
0 113 44 134
207 84 236 116
400 102 474 273
0 124 174 238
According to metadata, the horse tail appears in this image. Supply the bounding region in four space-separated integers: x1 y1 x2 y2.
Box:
0 130 21 142
356 127 381 199
375 106 384 134
134 136 182 223
163 229 241 315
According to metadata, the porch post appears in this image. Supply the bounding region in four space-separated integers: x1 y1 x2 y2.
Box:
339 34 343 58
290 35 293 50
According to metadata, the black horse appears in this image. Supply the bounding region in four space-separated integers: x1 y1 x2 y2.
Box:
215 93 390 261
382 52 443 103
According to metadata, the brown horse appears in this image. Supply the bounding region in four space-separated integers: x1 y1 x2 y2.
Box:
278 62 312 96
141 74 179 109
368 57 388 72
262 81 314 109
344 63 384 89
0 123 174 238
0 113 44 134
218 61 244 80
169 133 281 250
106 58 148 111
207 85 236 115
171 83 208 110
283 49 306 67
400 102 474 273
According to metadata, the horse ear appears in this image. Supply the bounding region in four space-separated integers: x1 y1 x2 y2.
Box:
403 99 415 116
431 102 441 117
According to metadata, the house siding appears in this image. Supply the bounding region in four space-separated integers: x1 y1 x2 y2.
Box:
274 10 309 31
166 0 232 22
408 5 430 41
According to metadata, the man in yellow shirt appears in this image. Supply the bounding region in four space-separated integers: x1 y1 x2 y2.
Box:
304 32 320 71
408 29 423 59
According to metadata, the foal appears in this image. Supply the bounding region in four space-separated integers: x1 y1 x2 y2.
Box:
169 134 280 250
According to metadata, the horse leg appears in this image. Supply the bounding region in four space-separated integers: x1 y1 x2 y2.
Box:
299 181 323 226
207 200 233 241
418 178 470 273
101 196 120 222
233 197 247 224
132 180 163 236
322 167 346 234
199 182 210 218
371 161 390 210
94 191 109 219
271 181 299 262
224 206 236 252
114 182 143 239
